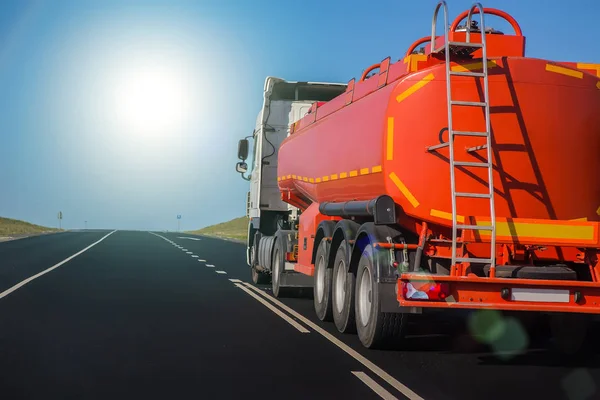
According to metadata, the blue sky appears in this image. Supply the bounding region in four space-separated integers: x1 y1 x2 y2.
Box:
0 0 598 231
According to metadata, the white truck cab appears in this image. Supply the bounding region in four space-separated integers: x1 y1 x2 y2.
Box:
235 77 346 291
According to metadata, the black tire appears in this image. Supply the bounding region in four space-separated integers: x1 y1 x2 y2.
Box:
251 266 270 285
272 237 286 298
355 244 406 349
313 239 333 322
332 240 356 333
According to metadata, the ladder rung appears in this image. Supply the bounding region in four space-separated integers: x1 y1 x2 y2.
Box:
453 161 490 168
448 41 484 48
456 224 494 231
453 131 488 137
449 71 485 77
455 192 492 199
466 144 487 152
455 257 493 264
451 101 487 107
427 142 449 151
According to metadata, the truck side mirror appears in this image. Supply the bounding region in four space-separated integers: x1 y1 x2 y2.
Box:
236 162 248 174
238 139 249 160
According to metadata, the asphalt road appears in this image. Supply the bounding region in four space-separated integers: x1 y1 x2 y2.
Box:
0 231 598 400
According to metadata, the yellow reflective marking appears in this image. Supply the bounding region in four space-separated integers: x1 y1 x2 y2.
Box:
360 168 369 175
302 177 308 182
315 177 321 183
322 176 329 182
477 221 594 241
430 209 465 223
577 63 600 77
349 170 358 177
570 217 588 222
386 117 394 161
330 174 338 180
451 60 497 72
372 165 382 173
309 178 314 183
389 172 419 208
292 175 296 179
546 64 583 79
287 175 291 179
396 73 435 103
402 54 427 72
340 172 348 179
277 177 281 182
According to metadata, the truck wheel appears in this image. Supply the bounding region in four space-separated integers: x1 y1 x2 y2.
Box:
314 240 333 321
251 266 270 285
332 240 356 333
355 244 405 349
272 239 286 297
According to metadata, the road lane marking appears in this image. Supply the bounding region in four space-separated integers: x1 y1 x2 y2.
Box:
186 252 193 254
229 279 243 283
352 371 398 400
191 255 199 258
198 259 206 262
182 249 188 251
0 230 118 301
240 282 423 400
178 237 202 241
206 264 215 268
215 270 227 274
233 283 309 333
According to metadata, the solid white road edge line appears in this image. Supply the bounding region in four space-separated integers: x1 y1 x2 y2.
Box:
240 282 423 400
233 283 309 334
352 371 398 400
0 230 118 301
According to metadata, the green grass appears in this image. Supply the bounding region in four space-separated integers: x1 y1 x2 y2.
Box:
186 216 248 242
0 216 62 236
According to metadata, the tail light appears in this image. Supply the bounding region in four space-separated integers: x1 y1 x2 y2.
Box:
401 281 450 301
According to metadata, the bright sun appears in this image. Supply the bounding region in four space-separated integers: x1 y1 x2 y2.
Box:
113 62 191 135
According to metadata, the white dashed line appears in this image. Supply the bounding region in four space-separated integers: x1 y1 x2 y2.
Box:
229 279 243 283
206 264 215 268
182 249 188 251
215 270 227 274
198 259 206 262
352 371 398 400
233 283 309 333
191 255 199 258
186 252 193 254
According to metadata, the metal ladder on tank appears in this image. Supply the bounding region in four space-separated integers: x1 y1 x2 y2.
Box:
429 1 497 274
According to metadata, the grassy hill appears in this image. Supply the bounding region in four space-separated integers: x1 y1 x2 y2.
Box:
0 216 62 237
186 216 248 242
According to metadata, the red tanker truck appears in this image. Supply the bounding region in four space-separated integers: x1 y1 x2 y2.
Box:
235 1 600 351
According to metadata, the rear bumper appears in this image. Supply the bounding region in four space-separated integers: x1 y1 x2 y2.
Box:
398 274 600 314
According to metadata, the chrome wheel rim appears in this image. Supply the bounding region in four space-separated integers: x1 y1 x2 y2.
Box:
316 254 325 303
334 260 346 314
273 250 280 287
358 266 372 326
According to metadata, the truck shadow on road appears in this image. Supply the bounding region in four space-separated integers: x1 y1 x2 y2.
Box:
399 316 600 368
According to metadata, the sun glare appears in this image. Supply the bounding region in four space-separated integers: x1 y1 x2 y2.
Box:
113 62 191 136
